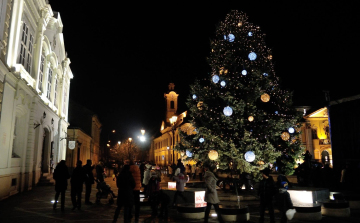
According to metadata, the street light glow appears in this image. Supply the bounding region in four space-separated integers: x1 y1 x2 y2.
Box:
141 129 145 135
128 138 132 142
140 136 145 142
118 141 121 145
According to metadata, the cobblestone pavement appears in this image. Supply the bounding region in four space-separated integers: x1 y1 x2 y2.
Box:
0 176 359 223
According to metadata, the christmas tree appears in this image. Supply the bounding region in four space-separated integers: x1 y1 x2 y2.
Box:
178 10 303 180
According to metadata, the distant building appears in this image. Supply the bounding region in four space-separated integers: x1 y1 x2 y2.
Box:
66 100 102 170
0 1 72 200
151 83 189 166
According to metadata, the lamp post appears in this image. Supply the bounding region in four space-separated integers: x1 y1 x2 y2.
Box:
128 138 132 161
169 116 178 164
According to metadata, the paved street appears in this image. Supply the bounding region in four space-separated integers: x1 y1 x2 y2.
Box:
0 176 360 223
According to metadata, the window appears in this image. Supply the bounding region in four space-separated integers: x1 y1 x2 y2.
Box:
170 101 175 109
47 68 52 99
18 22 34 75
38 55 45 91
54 79 58 107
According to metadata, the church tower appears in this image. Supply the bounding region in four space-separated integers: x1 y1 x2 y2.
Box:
164 83 178 125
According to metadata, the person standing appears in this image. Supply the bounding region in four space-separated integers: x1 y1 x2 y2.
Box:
276 181 294 223
203 164 224 223
96 161 105 182
129 160 141 221
142 163 152 196
172 173 189 207
258 168 276 223
113 164 135 223
147 171 161 217
83 159 94 204
71 160 86 210
53 160 70 211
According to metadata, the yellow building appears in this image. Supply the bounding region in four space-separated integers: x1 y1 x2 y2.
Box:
151 83 190 166
300 107 332 166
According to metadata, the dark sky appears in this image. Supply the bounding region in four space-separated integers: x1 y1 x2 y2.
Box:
49 1 360 142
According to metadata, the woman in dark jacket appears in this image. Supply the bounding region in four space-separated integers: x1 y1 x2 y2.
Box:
53 160 70 211
113 164 135 223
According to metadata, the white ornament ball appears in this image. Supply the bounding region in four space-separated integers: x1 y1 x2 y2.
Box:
288 127 295 134
242 70 247 75
223 106 233 116
263 73 268 77
199 137 205 143
220 81 226 87
248 32 253 36
245 151 256 162
186 150 193 158
212 75 220 84
208 150 219 160
192 94 197 100
248 52 257 61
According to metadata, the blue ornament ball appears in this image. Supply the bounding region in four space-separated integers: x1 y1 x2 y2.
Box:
242 70 247 76
248 32 253 36
199 137 205 143
212 75 220 84
245 151 256 162
228 34 235 42
186 150 193 158
263 73 268 77
192 94 197 100
220 81 226 87
223 106 233 116
248 52 257 61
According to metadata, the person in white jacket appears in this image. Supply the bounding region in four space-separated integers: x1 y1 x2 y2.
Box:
172 173 189 207
142 164 152 197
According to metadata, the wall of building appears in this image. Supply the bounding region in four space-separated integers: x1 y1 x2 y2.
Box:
0 0 72 201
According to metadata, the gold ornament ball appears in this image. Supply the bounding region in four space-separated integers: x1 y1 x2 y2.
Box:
281 132 290 141
248 116 254 122
261 93 270 102
208 150 219 160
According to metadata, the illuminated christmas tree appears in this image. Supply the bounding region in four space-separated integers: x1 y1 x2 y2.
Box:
178 10 303 179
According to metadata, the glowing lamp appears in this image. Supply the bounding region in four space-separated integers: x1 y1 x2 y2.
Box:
223 106 233 116
245 151 255 162
261 93 270 102
281 132 290 141
208 150 219 160
248 116 254 122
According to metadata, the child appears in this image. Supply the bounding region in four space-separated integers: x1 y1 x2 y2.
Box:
172 173 189 207
276 181 294 223
147 172 161 217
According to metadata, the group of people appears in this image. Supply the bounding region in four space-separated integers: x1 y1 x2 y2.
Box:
52 159 102 211
168 162 204 180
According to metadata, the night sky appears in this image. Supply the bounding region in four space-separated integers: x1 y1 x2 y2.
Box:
49 1 360 142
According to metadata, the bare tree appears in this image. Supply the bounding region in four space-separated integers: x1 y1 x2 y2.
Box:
111 139 139 163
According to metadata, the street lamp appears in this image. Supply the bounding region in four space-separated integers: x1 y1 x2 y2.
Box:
169 115 178 164
140 129 146 142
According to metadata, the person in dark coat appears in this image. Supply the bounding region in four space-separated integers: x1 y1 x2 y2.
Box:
113 164 135 223
204 165 225 223
176 159 185 174
258 167 276 223
276 181 294 223
83 159 95 204
71 160 86 210
147 171 161 217
53 160 70 211
96 161 105 182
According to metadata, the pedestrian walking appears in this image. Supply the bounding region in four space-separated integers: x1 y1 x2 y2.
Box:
83 159 95 204
258 167 276 223
113 164 135 223
142 163 152 197
71 160 86 210
53 160 70 211
96 161 105 182
276 181 294 223
203 164 224 223
172 173 189 207
129 160 141 221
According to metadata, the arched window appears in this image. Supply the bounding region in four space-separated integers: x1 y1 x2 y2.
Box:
170 101 174 109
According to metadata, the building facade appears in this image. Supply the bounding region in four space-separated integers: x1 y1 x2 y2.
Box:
0 0 72 200
151 83 190 166
66 100 102 170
